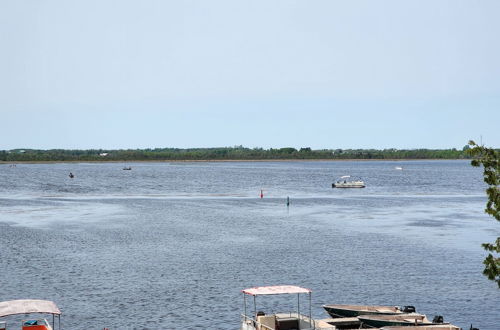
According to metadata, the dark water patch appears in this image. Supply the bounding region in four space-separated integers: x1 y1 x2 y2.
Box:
407 219 451 228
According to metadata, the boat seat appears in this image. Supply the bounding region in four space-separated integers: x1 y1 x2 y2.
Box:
22 319 51 330
257 315 276 330
276 316 299 330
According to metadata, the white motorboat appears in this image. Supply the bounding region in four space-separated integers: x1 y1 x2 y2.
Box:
332 176 365 188
0 299 61 330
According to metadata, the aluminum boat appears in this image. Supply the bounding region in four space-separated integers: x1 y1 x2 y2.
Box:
323 304 415 318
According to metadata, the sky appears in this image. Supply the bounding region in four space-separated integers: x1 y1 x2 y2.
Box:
1 0 499 150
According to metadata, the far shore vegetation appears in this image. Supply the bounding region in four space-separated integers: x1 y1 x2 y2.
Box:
0 146 482 162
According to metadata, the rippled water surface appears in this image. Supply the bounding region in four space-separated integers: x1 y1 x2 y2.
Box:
0 160 499 329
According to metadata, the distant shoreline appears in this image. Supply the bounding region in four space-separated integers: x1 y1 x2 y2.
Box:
1 147 472 162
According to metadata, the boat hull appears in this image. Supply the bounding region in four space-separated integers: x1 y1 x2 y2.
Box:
323 305 401 318
361 319 434 327
380 326 460 330
358 315 436 328
332 184 365 188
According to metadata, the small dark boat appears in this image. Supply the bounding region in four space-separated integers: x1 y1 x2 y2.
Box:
69 172 74 178
323 304 415 318
358 313 447 327
122 167 132 170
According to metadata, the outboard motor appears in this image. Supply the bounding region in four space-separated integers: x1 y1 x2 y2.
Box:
432 315 444 323
402 306 416 313
470 325 479 330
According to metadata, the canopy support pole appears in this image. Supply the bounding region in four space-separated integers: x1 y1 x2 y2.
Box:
243 293 247 320
309 292 313 330
297 293 300 330
254 295 257 322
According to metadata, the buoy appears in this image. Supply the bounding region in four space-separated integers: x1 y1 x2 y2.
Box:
69 172 74 178
260 189 263 198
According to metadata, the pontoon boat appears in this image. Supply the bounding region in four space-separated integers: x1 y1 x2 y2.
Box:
240 285 335 330
332 176 365 188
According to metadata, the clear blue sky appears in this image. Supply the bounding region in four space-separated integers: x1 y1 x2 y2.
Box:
1 1 499 150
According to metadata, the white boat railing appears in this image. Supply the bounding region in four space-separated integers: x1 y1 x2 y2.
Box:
240 313 335 330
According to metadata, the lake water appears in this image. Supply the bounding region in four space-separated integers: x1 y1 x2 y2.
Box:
0 160 499 329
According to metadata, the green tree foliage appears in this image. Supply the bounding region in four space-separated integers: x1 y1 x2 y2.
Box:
468 140 500 288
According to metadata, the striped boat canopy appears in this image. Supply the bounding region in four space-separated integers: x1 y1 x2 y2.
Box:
242 285 311 296
0 300 61 317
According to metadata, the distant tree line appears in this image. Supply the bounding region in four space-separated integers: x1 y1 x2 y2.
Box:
0 146 478 162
